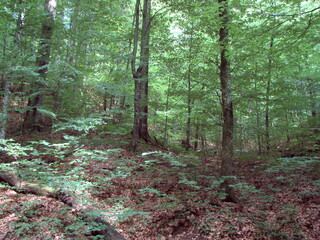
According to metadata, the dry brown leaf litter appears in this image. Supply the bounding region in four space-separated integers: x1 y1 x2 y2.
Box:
1 133 319 239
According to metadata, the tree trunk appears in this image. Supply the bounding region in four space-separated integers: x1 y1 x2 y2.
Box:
201 135 205 150
0 34 9 140
186 77 192 150
164 77 171 144
23 0 57 132
116 95 126 122
103 92 107 111
307 79 319 131
254 76 262 154
131 0 152 151
218 0 238 203
185 23 195 151
194 124 199 150
265 37 273 153
0 76 11 140
109 95 114 110
131 0 141 151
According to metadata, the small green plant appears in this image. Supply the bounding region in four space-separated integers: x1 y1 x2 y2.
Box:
0 139 33 159
53 114 107 134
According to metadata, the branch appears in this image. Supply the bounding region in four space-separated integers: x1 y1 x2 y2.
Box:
277 13 315 52
258 6 320 17
150 5 171 22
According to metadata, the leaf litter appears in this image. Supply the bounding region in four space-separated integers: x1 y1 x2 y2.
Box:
0 133 319 239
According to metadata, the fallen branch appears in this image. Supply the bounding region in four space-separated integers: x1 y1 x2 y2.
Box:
0 171 126 240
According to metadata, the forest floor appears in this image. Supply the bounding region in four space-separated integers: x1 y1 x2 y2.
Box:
0 129 319 240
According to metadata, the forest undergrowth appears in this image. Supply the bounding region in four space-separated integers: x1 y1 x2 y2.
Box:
0 129 319 240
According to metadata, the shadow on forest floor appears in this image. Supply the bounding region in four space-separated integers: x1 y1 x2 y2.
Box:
0 131 319 239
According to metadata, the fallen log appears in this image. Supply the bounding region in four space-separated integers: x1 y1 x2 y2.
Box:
0 171 126 240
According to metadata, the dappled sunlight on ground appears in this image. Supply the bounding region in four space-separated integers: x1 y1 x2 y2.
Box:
1 133 319 239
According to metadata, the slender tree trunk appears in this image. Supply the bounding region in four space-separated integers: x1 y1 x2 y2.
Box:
109 95 114 110
15 0 24 46
185 24 194 151
131 0 141 151
117 95 126 122
254 76 262 154
23 0 58 132
218 0 238 203
103 92 107 111
138 0 151 141
0 35 8 140
307 79 318 130
164 77 171 144
15 0 26 133
285 111 291 143
194 124 199 150
131 0 152 151
186 75 192 150
0 76 11 140
120 96 126 109
265 38 273 153
201 135 206 150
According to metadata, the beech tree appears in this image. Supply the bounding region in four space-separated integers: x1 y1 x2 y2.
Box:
131 0 152 151
217 0 237 202
0 0 318 153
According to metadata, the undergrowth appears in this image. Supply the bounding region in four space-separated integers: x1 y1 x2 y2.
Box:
0 117 319 239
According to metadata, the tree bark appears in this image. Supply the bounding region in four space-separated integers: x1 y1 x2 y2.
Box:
109 95 114 110
218 0 238 203
131 0 152 151
131 0 141 151
265 37 273 153
184 23 195 151
0 76 11 140
185 48 192 151
186 76 192 150
0 34 10 140
23 0 58 132
164 77 171 144
254 78 262 154
103 92 107 111
194 124 199 150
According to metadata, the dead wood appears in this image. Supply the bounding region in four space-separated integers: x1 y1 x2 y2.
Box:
0 171 126 240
